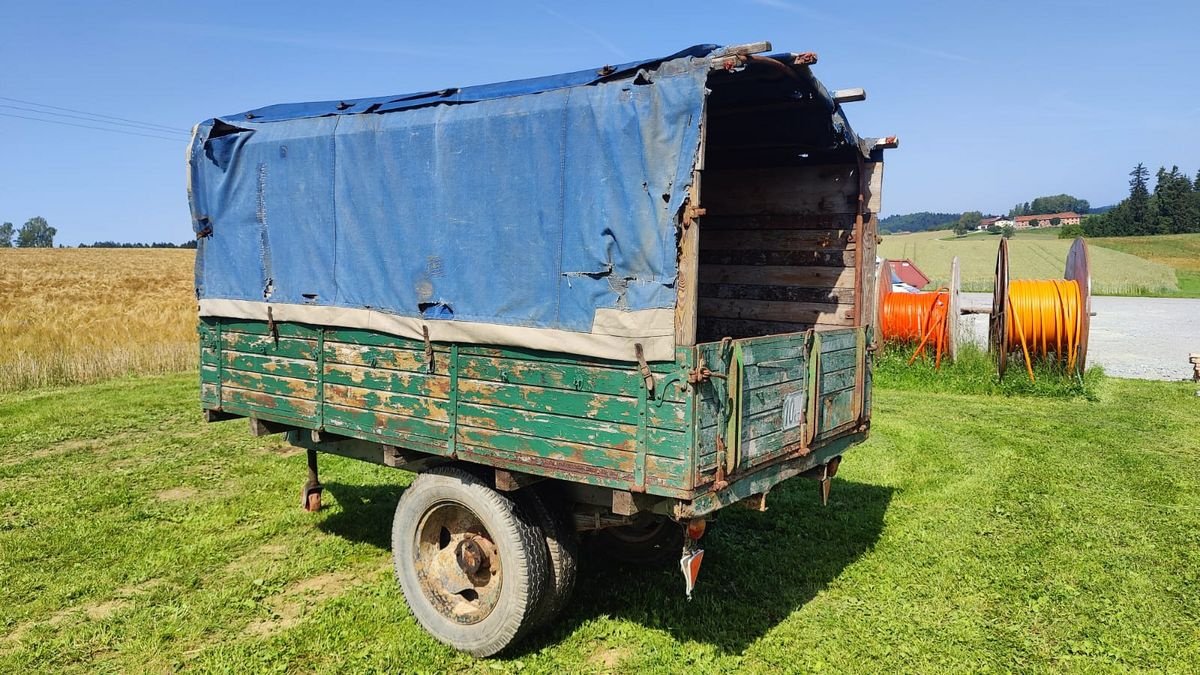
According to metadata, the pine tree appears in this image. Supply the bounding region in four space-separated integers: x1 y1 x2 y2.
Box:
1127 163 1151 234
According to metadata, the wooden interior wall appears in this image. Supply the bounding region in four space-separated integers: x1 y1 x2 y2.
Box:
695 162 883 342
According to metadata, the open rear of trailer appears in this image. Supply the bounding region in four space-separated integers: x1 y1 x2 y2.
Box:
189 41 894 656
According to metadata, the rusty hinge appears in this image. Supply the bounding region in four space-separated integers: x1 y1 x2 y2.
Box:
634 343 655 399
683 205 707 227
687 358 727 384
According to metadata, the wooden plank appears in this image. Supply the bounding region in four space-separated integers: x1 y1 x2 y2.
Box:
817 387 857 435
699 283 855 306
701 213 861 231
700 248 854 267
456 379 687 432
831 87 866 103
817 329 860 352
222 369 318 399
458 344 678 372
323 384 450 423
819 367 857 396
456 402 687 461
699 228 854 252
699 264 856 287
699 297 852 326
324 327 447 352
458 354 640 399
220 385 318 419
744 377 806 417
323 403 450 448
702 164 882 216
323 341 431 374
222 332 318 361
224 352 317 381
456 426 634 474
697 318 809 342
219 320 319 339
323 363 451 399
820 349 858 373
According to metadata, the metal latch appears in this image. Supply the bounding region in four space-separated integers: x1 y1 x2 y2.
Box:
634 343 655 399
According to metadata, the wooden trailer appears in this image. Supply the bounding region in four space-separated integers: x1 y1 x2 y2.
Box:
190 41 894 656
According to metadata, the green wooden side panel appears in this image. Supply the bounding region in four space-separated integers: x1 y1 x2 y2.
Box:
200 318 694 494
692 325 868 479
813 327 864 439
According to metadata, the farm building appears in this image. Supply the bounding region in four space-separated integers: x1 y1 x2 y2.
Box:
1015 212 1081 229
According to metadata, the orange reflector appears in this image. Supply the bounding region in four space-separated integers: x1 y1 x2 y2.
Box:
680 548 704 600
686 518 707 541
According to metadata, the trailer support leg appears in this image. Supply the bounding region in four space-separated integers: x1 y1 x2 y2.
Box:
302 447 323 512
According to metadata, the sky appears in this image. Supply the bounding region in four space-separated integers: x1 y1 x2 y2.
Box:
1 0 1198 245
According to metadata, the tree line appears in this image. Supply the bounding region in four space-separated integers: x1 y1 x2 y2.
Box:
78 241 198 249
1081 164 1200 237
0 216 197 249
0 217 56 248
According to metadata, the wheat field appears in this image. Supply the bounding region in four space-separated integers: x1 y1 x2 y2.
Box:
879 230 1179 294
0 248 197 392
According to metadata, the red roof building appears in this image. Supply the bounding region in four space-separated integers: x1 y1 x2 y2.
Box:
886 259 930 290
1014 211 1081 228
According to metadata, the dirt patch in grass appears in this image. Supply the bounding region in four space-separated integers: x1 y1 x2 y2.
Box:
246 572 360 637
155 486 199 501
2 579 165 647
588 646 630 671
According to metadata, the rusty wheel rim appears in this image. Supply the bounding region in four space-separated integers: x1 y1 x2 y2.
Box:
414 501 503 625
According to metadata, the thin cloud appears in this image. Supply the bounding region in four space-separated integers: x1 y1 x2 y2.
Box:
536 5 631 61
750 0 976 64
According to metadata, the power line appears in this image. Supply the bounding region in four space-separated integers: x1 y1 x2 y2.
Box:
0 95 189 135
0 112 187 142
0 103 190 136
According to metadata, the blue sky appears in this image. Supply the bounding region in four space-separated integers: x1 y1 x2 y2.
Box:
2 0 1197 245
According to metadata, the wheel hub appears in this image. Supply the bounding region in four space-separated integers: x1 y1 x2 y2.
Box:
415 502 503 624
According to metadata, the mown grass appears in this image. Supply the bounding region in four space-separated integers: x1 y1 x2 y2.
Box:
2 372 1198 672
0 249 196 392
880 230 1181 296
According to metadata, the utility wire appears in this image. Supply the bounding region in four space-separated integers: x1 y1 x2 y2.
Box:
0 95 189 135
0 103 191 136
0 112 186 142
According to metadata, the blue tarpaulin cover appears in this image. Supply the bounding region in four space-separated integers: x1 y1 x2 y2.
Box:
188 47 723 361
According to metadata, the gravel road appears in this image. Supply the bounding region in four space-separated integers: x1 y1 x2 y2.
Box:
959 292 1200 381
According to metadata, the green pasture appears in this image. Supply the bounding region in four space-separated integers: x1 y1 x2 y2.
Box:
2 369 1198 672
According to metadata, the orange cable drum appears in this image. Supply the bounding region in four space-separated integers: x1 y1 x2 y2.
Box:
879 289 952 368
990 238 1092 383
1005 279 1083 382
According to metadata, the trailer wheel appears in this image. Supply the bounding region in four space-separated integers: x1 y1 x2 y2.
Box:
392 466 549 657
594 514 683 566
518 488 578 627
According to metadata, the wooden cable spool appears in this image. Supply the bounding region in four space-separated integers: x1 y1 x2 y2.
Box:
876 257 960 367
989 237 1092 381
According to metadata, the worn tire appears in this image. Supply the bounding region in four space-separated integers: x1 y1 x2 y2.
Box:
593 514 683 567
518 487 579 627
392 466 550 657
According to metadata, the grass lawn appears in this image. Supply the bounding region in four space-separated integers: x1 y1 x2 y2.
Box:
2 372 1199 672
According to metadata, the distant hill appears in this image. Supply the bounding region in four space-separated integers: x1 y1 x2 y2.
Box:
879 212 960 234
